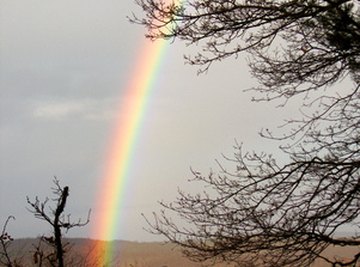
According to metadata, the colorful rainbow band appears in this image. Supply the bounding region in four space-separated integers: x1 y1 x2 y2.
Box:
92 1 181 264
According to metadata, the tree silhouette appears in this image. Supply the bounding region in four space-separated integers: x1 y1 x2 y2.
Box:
27 178 90 267
0 216 18 267
134 1 360 266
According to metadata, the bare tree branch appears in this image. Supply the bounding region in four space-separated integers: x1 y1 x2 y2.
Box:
135 1 360 266
27 178 90 267
0 216 16 267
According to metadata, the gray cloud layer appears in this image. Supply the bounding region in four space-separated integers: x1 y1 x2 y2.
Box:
0 0 284 241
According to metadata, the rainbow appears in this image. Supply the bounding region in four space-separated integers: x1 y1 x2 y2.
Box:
92 39 168 263
91 1 180 264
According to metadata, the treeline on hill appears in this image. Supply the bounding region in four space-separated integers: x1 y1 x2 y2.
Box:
2 237 360 267
2 237 232 267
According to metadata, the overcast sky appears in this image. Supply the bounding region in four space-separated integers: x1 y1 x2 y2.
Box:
0 0 290 241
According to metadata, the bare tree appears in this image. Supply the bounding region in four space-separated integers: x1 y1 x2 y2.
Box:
27 178 90 267
134 1 360 266
0 216 18 267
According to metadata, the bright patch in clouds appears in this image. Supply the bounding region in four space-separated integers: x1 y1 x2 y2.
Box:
32 99 116 121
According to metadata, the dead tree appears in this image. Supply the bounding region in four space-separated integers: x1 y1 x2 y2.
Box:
0 216 16 267
27 178 90 267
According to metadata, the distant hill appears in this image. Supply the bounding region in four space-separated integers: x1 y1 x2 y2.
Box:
5 238 230 267
3 238 360 266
